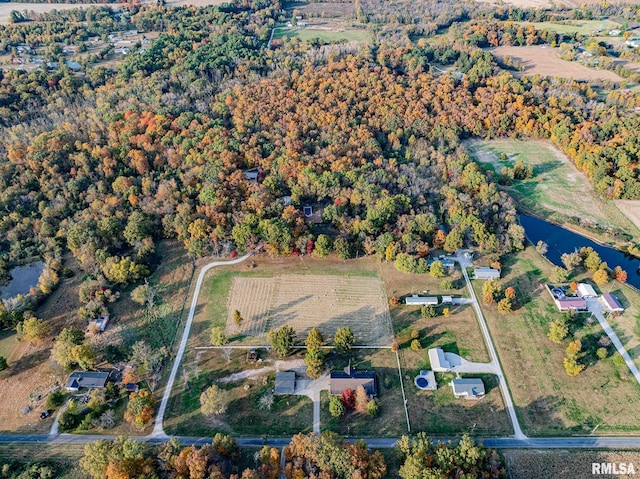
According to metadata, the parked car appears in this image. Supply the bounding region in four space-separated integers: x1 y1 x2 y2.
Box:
39 410 51 420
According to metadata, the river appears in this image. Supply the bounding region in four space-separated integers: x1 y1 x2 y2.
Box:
519 215 640 290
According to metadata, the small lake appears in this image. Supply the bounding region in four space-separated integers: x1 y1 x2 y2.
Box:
520 215 640 290
0 261 44 300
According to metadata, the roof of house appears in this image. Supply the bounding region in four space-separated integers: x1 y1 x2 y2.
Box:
274 371 296 395
441 295 453 304
577 283 597 298
555 298 588 310
405 295 438 305
428 347 451 371
451 378 485 398
330 364 377 396
65 371 109 390
473 267 500 279
602 293 624 312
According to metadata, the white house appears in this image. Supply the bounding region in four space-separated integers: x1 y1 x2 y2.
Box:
451 378 485 400
473 267 500 280
405 295 438 306
428 347 451 372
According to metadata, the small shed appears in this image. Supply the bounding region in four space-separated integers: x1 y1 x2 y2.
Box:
274 371 296 395
246 349 258 363
87 316 109 334
405 295 438 306
451 378 485 400
473 267 500 280
125 383 139 393
577 283 597 298
601 293 624 313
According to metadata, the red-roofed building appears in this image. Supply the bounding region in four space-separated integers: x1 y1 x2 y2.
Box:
601 293 624 313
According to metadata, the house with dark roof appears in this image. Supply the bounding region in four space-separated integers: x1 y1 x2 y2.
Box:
330 363 377 396
65 371 110 391
601 293 624 313
274 371 296 395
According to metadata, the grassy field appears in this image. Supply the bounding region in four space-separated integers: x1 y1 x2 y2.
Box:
516 20 621 36
0 329 16 360
466 139 639 240
0 443 88 479
320 349 407 437
274 24 370 44
478 247 640 436
164 348 313 437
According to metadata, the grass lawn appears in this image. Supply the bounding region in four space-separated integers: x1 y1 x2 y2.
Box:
466 139 639 241
321 349 407 437
0 443 88 479
515 20 621 36
479 247 640 436
274 25 370 43
0 329 17 360
165 348 313 437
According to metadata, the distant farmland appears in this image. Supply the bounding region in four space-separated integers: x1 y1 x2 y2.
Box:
491 45 624 83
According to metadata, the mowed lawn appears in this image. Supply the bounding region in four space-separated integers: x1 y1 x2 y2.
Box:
478 247 640 436
274 25 370 43
516 20 621 36
0 443 88 479
466 139 639 238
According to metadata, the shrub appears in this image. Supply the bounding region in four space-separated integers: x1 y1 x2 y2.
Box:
596 347 608 360
46 390 67 409
410 339 422 351
410 330 419 340
367 399 380 417
613 353 626 367
439 279 453 290
329 395 345 418
421 305 437 318
0 356 7 371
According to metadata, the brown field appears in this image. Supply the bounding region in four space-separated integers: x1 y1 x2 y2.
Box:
491 46 625 82
503 449 640 479
226 274 393 346
0 2 116 23
615 200 640 232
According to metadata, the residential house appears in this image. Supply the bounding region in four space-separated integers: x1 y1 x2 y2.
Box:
601 293 624 313
274 371 296 395
473 267 500 280
65 60 81 71
554 298 588 312
65 371 110 391
246 349 258 363
243 168 259 184
405 295 438 306
451 378 485 400
330 364 377 396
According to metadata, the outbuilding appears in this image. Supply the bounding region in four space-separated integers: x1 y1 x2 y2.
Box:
473 267 500 280
274 371 296 395
405 295 438 306
601 293 624 313
428 347 451 372
451 378 485 400
577 283 598 298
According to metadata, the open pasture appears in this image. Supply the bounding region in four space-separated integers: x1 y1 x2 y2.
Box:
226 274 393 346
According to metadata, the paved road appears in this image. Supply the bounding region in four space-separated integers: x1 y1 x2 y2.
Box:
456 252 526 440
586 297 640 385
152 251 257 437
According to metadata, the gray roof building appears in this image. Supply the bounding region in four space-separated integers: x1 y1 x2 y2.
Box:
65 371 110 391
274 371 296 395
451 378 485 400
473 267 500 280
330 364 377 396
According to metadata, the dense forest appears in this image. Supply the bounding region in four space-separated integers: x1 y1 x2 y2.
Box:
0 0 639 367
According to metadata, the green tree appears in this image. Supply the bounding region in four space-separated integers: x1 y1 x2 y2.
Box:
439 279 453 289
443 227 463 253
210 327 228 346
593 269 609 285
305 327 323 351
70 343 97 371
548 319 568 344
200 385 229 416
497 298 512 314
130 282 155 307
429 260 446 278
421 305 437 318
123 211 153 247
549 266 569 283
584 250 602 272
367 399 380 417
334 327 354 353
596 347 608 360
268 326 296 358
333 237 351 260
103 256 148 285
329 395 345 418
313 235 332 257
17 316 50 343
304 349 324 379
52 327 85 368
394 253 416 273
0 356 7 371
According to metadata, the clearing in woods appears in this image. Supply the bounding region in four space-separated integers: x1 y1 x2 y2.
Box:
466 139 639 239
226 274 393 346
615 200 640 232
490 46 625 83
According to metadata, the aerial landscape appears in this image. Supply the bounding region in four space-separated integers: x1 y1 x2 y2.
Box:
0 0 639 477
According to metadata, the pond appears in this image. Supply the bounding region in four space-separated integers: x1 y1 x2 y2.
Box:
519 215 640 290
0 261 44 300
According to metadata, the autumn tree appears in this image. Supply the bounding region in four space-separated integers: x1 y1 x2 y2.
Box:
341 388 356 410
550 266 569 283
17 315 50 343
200 385 229 417
429 260 446 278
268 326 296 358
233 310 243 327
593 269 609 286
421 305 437 318
497 298 512 315
482 280 501 306
52 327 85 368
548 318 569 344
355 385 370 412
124 389 155 429
613 266 627 283
210 327 228 346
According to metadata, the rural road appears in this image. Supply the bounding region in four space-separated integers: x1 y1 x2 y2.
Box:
152 250 258 437
456 251 527 440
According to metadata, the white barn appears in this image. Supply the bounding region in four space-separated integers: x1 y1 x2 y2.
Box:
405 295 438 306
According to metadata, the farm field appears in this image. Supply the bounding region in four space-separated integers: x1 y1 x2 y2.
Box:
164 347 313 437
490 45 625 82
598 281 640 369
226 274 393 346
466 139 640 239
274 24 370 44
503 449 640 479
615 200 640 231
0 443 88 479
478 247 640 436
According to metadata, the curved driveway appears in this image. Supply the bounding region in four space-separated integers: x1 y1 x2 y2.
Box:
152 251 256 437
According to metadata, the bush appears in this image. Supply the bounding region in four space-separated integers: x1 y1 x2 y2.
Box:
613 353 626 367
410 330 419 340
439 279 453 290
329 395 345 418
0 356 7 371
421 305 437 318
46 390 67 409
596 347 608 360
59 411 79 431
410 339 422 351
367 399 380 417
211 327 228 346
